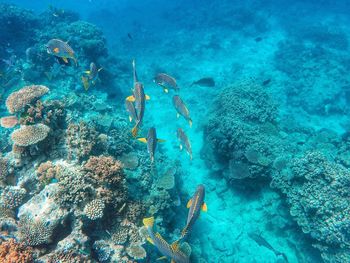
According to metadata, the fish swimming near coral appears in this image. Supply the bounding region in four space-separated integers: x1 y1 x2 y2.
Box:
126 59 150 137
248 232 289 263
173 95 192 128
154 73 179 93
143 217 190 263
181 184 207 239
138 127 165 163
190 77 215 87
125 99 138 123
84 62 102 85
46 39 77 66
177 128 192 160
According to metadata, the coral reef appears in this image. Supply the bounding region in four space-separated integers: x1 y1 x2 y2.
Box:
0 238 34 263
5 85 49 114
11 124 50 147
0 186 26 209
271 152 350 262
203 79 282 180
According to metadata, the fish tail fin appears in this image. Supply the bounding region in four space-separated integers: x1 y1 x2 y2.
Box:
143 216 154 228
132 125 139 137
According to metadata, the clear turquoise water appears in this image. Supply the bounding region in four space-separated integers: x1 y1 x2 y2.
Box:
1 0 350 262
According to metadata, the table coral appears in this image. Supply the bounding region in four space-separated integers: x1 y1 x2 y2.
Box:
11 124 50 147
5 85 49 114
0 238 34 263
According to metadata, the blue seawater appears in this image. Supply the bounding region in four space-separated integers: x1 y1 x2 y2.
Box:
1 0 350 262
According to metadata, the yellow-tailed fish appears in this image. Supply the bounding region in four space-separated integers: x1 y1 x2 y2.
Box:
172 95 192 127
46 39 77 66
181 184 207 239
177 128 192 160
154 73 179 93
137 127 165 164
84 62 102 85
81 76 90 91
125 99 138 123
126 60 150 137
143 217 190 263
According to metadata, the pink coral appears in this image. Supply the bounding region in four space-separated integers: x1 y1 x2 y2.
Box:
0 116 18 128
11 124 50 146
5 85 49 114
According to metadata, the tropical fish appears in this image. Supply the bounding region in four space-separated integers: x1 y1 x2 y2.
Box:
125 99 138 123
191 77 215 87
181 184 207 239
177 128 192 160
154 73 178 93
46 39 77 65
84 62 102 85
126 59 150 137
137 127 165 163
249 232 289 263
81 76 90 91
143 217 190 263
173 95 192 127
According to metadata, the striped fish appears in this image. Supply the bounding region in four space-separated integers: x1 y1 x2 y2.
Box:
173 95 192 127
181 184 207 239
125 100 138 123
137 127 165 163
177 128 192 160
143 217 190 263
154 73 179 93
126 60 150 137
46 39 77 65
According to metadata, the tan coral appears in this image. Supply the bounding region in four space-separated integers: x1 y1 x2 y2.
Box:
0 116 18 128
84 199 105 220
6 85 49 114
11 124 50 146
0 238 34 263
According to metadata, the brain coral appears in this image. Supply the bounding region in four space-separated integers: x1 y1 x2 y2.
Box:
11 124 50 146
6 85 49 114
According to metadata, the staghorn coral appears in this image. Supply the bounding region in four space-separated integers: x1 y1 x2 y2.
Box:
271 151 350 262
84 199 105 220
6 85 49 114
66 121 98 161
18 215 55 246
11 124 50 146
0 238 34 263
1 186 26 209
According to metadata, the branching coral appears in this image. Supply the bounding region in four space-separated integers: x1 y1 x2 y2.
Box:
36 161 59 186
18 215 54 246
1 186 26 209
0 238 34 263
84 199 105 220
66 121 98 161
11 124 50 146
6 85 49 114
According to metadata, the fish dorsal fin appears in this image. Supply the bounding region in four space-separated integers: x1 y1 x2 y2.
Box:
156 256 167 261
201 202 208 212
171 240 179 252
145 94 151 100
186 198 193 208
155 232 169 247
